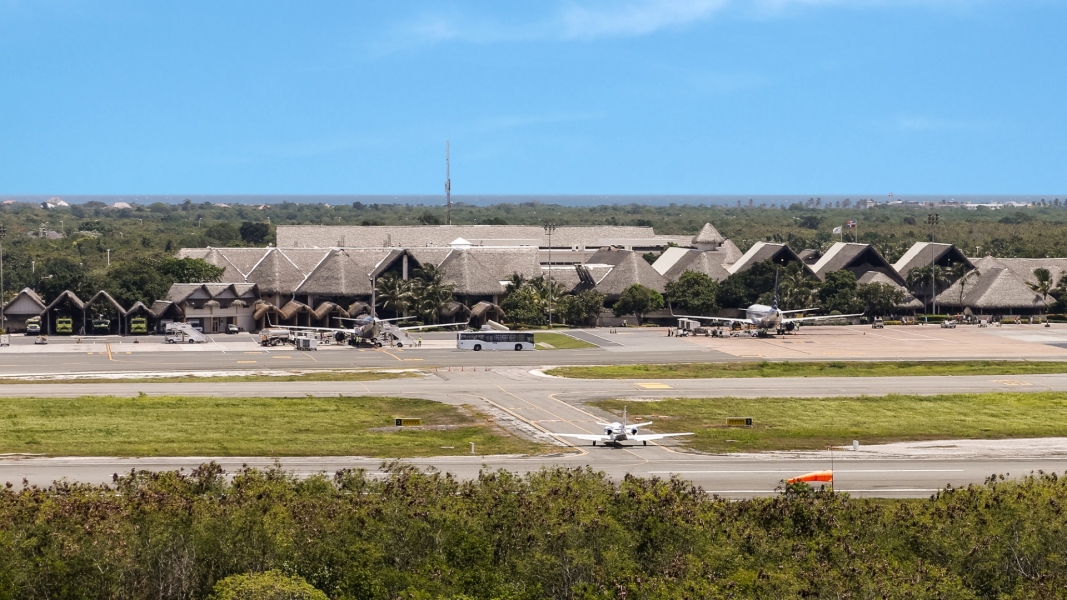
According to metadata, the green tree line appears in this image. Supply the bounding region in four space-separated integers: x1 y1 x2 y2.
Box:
0 464 1064 598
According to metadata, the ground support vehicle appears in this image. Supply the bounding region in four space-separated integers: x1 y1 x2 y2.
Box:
260 328 291 347
91 318 110 334
941 320 957 329
56 318 73 334
164 322 207 343
872 317 884 329
130 317 148 334
294 335 318 351
457 331 535 351
25 317 41 335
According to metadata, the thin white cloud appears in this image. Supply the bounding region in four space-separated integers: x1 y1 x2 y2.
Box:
377 0 989 51
559 0 730 39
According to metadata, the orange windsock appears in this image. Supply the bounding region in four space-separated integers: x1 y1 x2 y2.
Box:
786 470 833 484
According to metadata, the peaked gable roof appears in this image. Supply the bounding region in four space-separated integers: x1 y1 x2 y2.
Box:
893 242 973 277
692 223 725 246
663 250 731 282
960 267 1045 310
439 250 505 296
245 248 308 294
727 242 815 277
812 243 904 284
594 250 667 297
296 249 376 296
3 288 47 315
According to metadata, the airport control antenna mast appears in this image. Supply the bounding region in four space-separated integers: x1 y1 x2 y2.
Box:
445 141 452 225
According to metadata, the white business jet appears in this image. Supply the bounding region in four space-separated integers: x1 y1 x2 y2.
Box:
553 407 694 446
672 268 863 336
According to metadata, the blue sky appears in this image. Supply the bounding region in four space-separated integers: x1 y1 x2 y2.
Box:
1 1 1064 195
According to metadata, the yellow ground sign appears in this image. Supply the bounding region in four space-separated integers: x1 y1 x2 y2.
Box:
394 418 422 427
726 417 753 427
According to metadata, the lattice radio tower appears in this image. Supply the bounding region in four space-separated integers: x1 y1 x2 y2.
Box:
445 141 452 225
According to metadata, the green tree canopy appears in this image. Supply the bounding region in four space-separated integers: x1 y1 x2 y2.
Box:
664 270 719 315
716 261 781 309
239 222 271 245
209 570 327 600
613 284 664 324
856 282 906 317
557 289 605 326
817 270 862 314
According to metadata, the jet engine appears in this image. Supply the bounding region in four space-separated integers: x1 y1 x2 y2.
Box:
630 427 639 436
605 427 613 435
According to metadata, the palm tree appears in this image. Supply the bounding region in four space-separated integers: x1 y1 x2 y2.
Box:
528 275 566 319
906 265 950 313
375 273 412 318
777 263 816 310
411 264 455 324
950 262 980 310
504 273 527 296
1028 268 1054 313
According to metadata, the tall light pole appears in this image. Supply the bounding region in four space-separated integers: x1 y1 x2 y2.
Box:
0 224 5 333
543 223 556 328
927 213 939 315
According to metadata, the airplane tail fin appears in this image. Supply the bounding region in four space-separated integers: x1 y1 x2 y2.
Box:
772 267 780 311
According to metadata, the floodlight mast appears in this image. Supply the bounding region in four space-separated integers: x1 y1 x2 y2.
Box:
445 141 451 226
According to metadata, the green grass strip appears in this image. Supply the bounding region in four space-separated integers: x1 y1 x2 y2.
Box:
534 332 597 350
0 370 415 384
592 392 1067 453
549 361 1067 379
0 396 542 457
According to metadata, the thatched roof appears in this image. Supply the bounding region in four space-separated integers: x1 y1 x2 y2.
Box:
893 242 973 277
125 301 155 317
726 242 816 277
471 301 504 320
593 250 666 297
691 223 725 247
85 290 127 315
812 243 904 285
957 268 1045 311
253 301 281 320
245 248 308 295
3 288 46 316
347 301 372 317
440 301 472 319
439 250 505 296
971 256 1067 288
297 249 375 296
42 290 86 312
661 250 731 282
278 300 312 320
311 301 347 320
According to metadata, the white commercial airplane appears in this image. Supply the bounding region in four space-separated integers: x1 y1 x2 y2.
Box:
274 315 464 347
553 407 694 446
672 268 863 336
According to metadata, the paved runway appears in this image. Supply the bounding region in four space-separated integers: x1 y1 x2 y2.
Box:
3 325 1067 496
2 368 1067 496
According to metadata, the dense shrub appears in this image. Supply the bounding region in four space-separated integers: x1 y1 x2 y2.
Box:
0 464 1065 598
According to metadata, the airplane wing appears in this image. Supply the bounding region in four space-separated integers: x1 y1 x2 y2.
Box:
782 313 864 324
396 321 469 331
553 433 612 442
630 433 694 442
670 313 751 325
630 422 654 428
271 324 352 334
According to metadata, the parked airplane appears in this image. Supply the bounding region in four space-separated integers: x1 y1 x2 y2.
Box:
671 268 863 336
553 407 693 446
274 315 463 347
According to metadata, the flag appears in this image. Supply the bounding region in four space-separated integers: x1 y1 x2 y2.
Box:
847 220 857 228
832 226 842 234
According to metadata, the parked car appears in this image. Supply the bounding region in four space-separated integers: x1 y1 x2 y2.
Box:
226 324 240 334
940 319 957 328
871 317 884 329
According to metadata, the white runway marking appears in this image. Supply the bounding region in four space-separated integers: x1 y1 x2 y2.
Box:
651 469 964 474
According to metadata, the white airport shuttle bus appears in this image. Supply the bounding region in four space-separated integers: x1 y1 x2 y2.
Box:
456 331 535 351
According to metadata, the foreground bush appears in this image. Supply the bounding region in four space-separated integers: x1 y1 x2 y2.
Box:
0 464 1064 599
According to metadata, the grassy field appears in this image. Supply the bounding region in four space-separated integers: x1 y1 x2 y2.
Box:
0 370 416 384
534 332 597 350
0 396 542 457
591 392 1067 453
549 361 1067 379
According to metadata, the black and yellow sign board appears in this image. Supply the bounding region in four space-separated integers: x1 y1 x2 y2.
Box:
395 418 422 427
726 417 753 427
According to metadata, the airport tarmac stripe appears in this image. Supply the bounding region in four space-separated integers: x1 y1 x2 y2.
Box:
237 360 257 364
650 469 964 474
636 382 671 389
